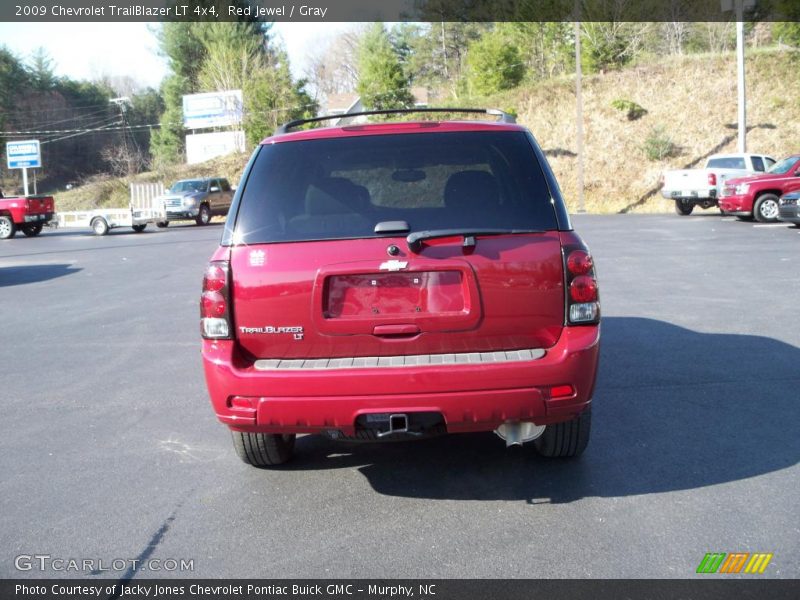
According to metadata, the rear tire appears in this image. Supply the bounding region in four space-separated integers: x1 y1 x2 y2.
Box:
753 194 780 223
0 216 16 239
535 406 591 458
132 224 147 233
22 223 43 237
674 200 694 216
91 218 109 236
156 221 169 228
231 431 296 467
195 204 211 226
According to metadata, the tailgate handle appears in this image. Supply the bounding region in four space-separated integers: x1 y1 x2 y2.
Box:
372 324 420 337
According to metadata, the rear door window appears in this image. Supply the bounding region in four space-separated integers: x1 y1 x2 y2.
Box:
234 131 557 244
751 156 765 172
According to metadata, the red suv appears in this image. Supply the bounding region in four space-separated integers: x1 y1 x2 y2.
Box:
201 109 600 467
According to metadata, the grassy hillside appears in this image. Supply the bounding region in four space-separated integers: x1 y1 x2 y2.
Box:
53 47 800 214
500 47 800 213
54 152 251 212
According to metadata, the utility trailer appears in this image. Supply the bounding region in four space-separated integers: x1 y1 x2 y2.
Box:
53 183 166 236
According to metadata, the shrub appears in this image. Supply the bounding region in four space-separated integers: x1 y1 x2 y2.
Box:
611 99 648 121
642 126 678 161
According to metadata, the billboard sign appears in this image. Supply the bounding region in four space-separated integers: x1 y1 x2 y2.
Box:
6 139 41 169
186 130 246 165
182 90 243 129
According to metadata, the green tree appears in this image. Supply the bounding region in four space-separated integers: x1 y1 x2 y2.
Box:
56 78 111 107
149 74 188 167
127 88 165 167
0 47 30 167
503 22 572 80
157 23 208 92
27 47 57 91
465 29 526 96
773 0 800 45
243 49 316 145
197 23 264 93
403 22 489 95
0 47 29 117
581 22 641 73
356 23 413 111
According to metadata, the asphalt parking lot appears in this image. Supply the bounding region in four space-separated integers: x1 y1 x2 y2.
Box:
0 214 798 579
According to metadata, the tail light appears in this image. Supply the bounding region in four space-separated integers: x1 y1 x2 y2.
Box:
708 172 717 186
563 247 600 325
201 261 232 339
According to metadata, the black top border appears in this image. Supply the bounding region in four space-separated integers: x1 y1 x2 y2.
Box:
2 0 799 23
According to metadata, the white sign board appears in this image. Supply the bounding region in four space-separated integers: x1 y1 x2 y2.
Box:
186 130 245 165
183 90 243 130
6 139 41 169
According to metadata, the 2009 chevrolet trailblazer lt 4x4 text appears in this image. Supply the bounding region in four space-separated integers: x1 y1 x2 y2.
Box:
200 108 600 467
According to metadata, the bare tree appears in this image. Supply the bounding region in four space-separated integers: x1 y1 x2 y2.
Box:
662 22 689 55
100 144 147 177
698 22 736 54
304 28 363 99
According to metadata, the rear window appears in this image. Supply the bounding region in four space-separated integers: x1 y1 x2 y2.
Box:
233 131 557 244
707 157 746 169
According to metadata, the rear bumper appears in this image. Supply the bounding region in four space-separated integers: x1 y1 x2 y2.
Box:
661 189 716 201
719 194 753 214
23 211 54 224
202 326 600 435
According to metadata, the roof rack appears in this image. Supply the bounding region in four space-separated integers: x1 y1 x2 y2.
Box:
274 108 516 135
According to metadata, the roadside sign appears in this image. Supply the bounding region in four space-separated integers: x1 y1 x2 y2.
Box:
182 90 243 129
6 139 41 169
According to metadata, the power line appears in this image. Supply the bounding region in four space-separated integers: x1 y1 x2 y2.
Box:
6 102 119 116
40 120 124 145
19 107 114 129
2 117 125 136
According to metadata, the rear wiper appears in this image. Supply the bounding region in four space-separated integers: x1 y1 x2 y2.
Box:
406 228 543 252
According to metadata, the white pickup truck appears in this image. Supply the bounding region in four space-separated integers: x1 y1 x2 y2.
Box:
660 153 775 215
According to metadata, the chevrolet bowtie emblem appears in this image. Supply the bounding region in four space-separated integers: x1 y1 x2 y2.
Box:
379 260 408 271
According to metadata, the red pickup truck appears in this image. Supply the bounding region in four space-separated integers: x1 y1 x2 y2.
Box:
0 192 55 239
719 155 800 222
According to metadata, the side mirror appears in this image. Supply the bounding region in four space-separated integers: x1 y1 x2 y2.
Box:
209 186 220 192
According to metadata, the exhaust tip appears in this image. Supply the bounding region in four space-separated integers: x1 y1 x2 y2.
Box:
494 421 546 447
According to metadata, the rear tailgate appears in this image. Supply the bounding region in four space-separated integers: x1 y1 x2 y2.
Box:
663 169 710 195
231 234 564 360
26 196 54 215
228 128 566 361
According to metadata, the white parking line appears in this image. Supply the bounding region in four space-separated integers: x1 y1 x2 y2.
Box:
753 224 790 228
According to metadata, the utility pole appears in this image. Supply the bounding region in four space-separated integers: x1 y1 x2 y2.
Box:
575 20 585 213
110 97 137 174
722 0 753 152
735 0 746 152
